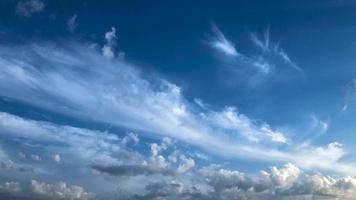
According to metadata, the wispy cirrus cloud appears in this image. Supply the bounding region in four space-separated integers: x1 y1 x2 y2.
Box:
67 14 79 33
209 24 239 56
208 24 303 84
0 39 354 176
16 0 44 18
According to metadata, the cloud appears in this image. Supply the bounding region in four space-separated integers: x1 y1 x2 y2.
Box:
30 154 41 161
250 28 303 73
67 14 79 33
177 155 195 173
0 181 21 194
53 154 61 163
0 40 354 175
130 163 356 200
16 0 44 18
121 132 139 146
101 27 122 59
310 115 329 135
31 180 92 200
209 24 239 56
91 164 173 177
208 24 303 84
0 110 356 198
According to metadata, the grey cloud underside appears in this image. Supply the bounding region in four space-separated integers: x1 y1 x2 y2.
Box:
91 164 174 177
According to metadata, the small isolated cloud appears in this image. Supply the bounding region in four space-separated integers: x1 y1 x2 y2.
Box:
310 115 329 135
16 0 44 18
209 24 239 56
67 14 79 33
53 154 61 163
30 154 41 161
102 27 121 59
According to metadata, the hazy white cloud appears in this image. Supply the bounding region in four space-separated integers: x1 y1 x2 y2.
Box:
102 27 118 59
310 115 329 135
1 159 14 171
53 154 61 163
0 181 21 194
31 154 41 161
67 14 79 33
16 0 44 18
251 28 303 73
0 42 353 176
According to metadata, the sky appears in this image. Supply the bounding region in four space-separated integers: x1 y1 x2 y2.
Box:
2 0 356 199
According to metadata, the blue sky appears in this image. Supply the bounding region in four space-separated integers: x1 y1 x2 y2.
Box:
2 0 356 199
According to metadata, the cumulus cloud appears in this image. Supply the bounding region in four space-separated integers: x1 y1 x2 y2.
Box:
121 132 139 146
1 159 14 170
0 181 21 194
177 155 195 173
102 27 118 59
16 0 44 18
130 163 356 200
31 180 92 200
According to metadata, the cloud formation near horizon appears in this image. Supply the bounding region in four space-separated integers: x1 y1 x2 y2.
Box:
0 40 353 177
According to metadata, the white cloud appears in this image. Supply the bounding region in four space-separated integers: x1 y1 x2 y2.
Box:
121 132 139 146
53 154 61 163
31 154 41 161
31 180 92 200
177 155 195 173
16 0 44 18
0 42 353 176
102 27 118 59
209 24 239 56
209 24 303 80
